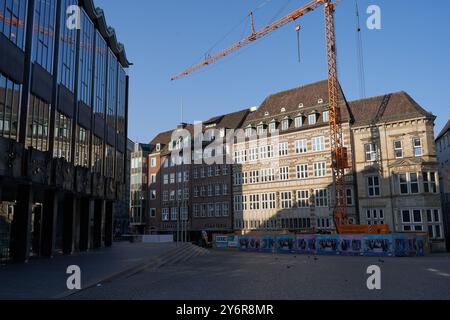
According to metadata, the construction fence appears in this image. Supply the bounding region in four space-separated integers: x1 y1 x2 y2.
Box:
213 233 428 257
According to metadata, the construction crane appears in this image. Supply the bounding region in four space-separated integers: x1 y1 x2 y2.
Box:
171 0 388 234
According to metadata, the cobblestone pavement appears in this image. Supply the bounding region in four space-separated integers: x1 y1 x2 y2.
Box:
0 242 176 299
69 251 450 300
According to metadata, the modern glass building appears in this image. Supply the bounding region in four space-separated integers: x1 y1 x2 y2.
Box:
0 0 131 263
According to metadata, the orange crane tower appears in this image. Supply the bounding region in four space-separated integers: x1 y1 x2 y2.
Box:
171 0 388 234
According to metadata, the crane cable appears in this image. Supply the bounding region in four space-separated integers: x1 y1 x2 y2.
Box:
355 0 366 99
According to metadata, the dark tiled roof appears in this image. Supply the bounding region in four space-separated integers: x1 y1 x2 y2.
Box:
243 80 352 128
436 119 450 141
205 109 250 129
349 91 435 127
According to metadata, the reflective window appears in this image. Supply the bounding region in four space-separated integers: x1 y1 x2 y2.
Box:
0 73 21 140
54 111 71 160
27 94 50 151
91 135 103 173
116 151 124 182
106 49 117 128
117 67 126 135
105 144 114 178
77 9 93 106
0 0 27 49
75 125 89 167
93 31 107 116
58 0 77 91
32 0 57 73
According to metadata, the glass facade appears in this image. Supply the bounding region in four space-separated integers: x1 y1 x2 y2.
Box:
93 30 106 117
91 134 103 173
0 0 27 49
32 0 57 73
0 73 21 140
105 144 114 178
116 150 124 182
57 0 77 91
117 67 126 135
77 8 93 106
74 125 89 167
27 94 50 151
106 49 117 128
54 111 71 160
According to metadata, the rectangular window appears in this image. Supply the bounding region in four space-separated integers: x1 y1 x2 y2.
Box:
222 203 230 217
249 194 260 210
193 204 200 218
222 184 228 195
170 174 175 184
27 94 51 151
0 74 21 141
215 203 221 217
297 164 308 179
308 114 317 125
366 209 385 225
75 125 90 168
315 189 328 207
162 208 169 221
313 162 326 177
400 173 420 195
261 193 276 210
278 142 289 156
279 167 289 181
208 204 214 217
269 122 277 133
163 191 168 202
281 120 289 131
394 141 403 159
0 0 27 49
234 195 243 212
150 208 156 218
78 9 94 106
367 176 380 197
365 143 378 162
297 190 310 208
312 136 325 152
32 0 57 73
248 148 259 162
163 175 168 185
423 172 437 193
295 117 303 128
150 190 156 200
171 208 178 221
322 111 329 122
281 192 292 209
55 112 72 161
413 138 423 157
295 139 307 154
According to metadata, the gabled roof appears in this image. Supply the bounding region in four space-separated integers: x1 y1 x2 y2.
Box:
436 119 450 141
348 91 435 127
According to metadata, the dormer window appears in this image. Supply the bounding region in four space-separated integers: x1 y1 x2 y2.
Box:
298 103 304 109
156 143 161 151
264 112 270 117
318 98 324 104
295 114 304 128
269 120 277 133
323 110 329 122
281 108 286 113
245 126 254 138
220 128 225 138
309 111 318 125
281 117 290 131
257 123 265 136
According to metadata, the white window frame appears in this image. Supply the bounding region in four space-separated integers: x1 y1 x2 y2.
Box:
314 189 329 208
394 140 403 159
367 176 380 197
413 138 423 157
312 136 325 152
313 162 326 177
279 167 290 181
281 192 292 209
295 139 307 154
297 190 310 208
278 142 289 156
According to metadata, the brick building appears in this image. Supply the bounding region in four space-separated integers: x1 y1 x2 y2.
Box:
141 80 445 250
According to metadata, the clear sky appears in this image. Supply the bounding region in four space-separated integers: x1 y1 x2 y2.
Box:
95 0 450 143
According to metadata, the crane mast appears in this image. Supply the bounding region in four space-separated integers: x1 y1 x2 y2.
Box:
171 0 351 233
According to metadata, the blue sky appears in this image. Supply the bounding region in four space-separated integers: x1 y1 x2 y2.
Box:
96 0 450 143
